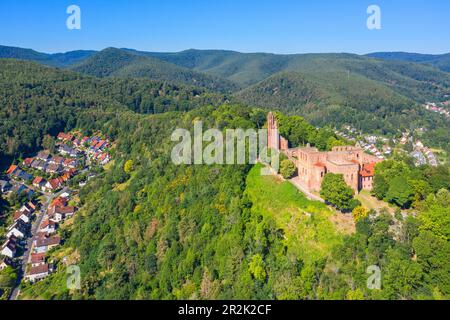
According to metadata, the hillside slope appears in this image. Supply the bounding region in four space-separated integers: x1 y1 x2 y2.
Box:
0 45 96 67
235 70 449 147
132 49 450 102
367 52 450 73
0 59 227 167
70 48 239 92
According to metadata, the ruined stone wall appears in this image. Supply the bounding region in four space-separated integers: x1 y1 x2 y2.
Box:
266 112 379 193
325 160 360 192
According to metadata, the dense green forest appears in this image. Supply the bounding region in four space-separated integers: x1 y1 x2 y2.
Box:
70 48 239 93
14 104 449 300
2 45 449 152
0 59 227 168
367 52 450 73
0 55 448 300
235 71 450 148
0 45 96 68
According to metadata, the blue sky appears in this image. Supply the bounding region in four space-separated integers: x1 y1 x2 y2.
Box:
0 0 449 54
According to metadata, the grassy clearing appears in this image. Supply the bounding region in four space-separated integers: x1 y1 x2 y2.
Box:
245 164 345 264
356 190 393 212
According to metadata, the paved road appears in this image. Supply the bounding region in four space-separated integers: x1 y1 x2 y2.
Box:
8 187 68 300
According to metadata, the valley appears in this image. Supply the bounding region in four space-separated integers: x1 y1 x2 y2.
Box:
0 45 448 301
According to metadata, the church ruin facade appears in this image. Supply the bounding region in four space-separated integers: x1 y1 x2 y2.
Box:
267 112 381 193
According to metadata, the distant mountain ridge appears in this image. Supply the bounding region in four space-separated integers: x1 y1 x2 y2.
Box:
367 52 450 73
0 45 96 67
1 45 449 141
69 48 239 92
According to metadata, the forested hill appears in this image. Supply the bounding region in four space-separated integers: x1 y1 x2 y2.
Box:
235 69 449 151
14 103 450 300
0 56 448 300
69 48 240 93
1 45 449 150
367 52 450 73
3 45 449 99
132 49 450 98
0 45 96 68
0 59 228 167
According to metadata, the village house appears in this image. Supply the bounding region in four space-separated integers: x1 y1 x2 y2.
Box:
73 138 81 147
31 159 47 171
32 176 47 190
50 156 64 166
8 166 33 181
22 158 34 167
57 132 74 142
40 219 57 234
13 210 31 224
59 145 80 158
10 184 27 195
36 151 51 162
6 165 19 176
267 112 381 193
45 178 62 192
49 205 75 222
46 163 61 174
63 158 78 169
30 253 46 268
25 264 50 283
1 238 17 258
7 220 28 239
19 202 36 217
10 184 35 198
18 170 33 182
99 153 110 165
34 234 61 254
51 196 68 208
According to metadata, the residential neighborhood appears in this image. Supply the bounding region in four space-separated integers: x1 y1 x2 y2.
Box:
0 131 113 299
423 101 450 118
335 125 442 167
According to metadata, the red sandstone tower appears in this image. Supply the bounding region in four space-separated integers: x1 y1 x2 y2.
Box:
267 112 288 151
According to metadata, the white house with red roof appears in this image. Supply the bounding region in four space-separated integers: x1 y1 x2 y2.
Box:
25 264 50 282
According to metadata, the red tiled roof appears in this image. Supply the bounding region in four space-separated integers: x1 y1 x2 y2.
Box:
23 158 34 166
52 156 64 164
13 211 28 221
55 206 75 214
360 163 376 177
31 253 46 264
48 179 61 189
36 235 61 247
52 197 68 207
28 263 49 275
6 165 18 175
58 132 74 141
40 219 55 229
33 176 44 185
